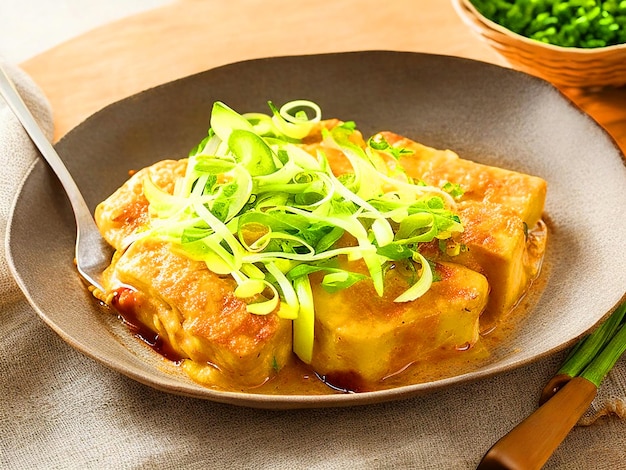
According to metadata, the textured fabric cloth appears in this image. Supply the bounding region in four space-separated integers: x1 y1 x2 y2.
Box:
1 63 624 470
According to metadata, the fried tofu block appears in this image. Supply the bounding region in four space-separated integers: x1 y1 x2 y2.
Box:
455 202 545 325
95 159 187 250
379 132 547 324
102 237 292 388
380 132 547 227
95 159 291 388
309 261 489 390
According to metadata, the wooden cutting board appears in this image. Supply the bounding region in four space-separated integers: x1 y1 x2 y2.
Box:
21 0 626 154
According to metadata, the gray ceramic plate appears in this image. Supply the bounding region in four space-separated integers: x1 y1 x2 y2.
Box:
7 51 626 409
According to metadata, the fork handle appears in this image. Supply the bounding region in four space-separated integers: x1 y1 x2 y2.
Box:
0 64 92 222
477 376 597 470
0 64 110 290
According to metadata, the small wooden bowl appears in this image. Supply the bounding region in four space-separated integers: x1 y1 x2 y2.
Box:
451 0 626 89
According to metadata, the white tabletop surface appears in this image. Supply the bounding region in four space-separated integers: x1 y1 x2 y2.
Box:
0 0 172 64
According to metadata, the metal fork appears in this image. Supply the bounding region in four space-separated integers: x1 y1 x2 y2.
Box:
0 64 113 291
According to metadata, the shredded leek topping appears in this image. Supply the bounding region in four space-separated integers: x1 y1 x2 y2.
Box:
136 100 465 363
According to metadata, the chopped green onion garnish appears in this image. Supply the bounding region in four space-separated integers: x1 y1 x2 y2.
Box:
470 0 626 48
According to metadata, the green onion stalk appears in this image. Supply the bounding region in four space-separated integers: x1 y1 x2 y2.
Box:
130 100 465 364
540 300 626 403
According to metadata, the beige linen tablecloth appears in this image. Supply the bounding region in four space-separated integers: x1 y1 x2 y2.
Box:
1 63 625 469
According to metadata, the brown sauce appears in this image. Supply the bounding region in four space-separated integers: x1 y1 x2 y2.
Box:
110 288 184 364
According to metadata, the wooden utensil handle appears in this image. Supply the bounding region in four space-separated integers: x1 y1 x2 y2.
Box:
477 376 597 470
